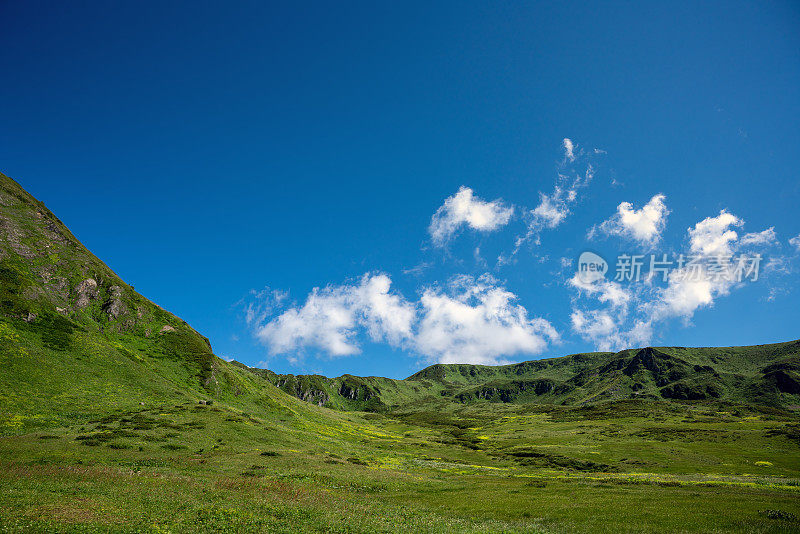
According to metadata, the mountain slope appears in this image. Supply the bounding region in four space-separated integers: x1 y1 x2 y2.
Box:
237 342 800 411
0 172 365 436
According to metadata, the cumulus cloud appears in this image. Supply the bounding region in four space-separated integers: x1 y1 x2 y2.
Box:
687 210 742 256
356 275 418 346
251 273 558 365
648 211 757 324
570 309 616 340
254 274 415 357
570 209 772 351
788 233 800 251
592 194 669 246
567 272 646 351
429 186 514 246
650 272 717 323
415 275 558 364
247 274 559 364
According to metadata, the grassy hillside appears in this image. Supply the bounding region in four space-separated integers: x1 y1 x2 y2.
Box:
240 342 800 412
0 171 232 433
1 172 799 533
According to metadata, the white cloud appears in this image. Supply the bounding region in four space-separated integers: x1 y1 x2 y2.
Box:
563 138 576 162
500 139 601 262
429 186 513 246
570 209 775 351
571 309 616 339
740 227 778 247
568 273 631 309
567 273 645 351
257 291 358 356
415 275 558 365
650 272 718 322
764 256 791 275
402 262 432 277
254 274 415 357
688 210 742 256
511 166 595 252
571 310 652 352
788 233 800 251
355 274 417 346
251 272 558 366
532 192 569 229
593 194 669 246
650 211 752 323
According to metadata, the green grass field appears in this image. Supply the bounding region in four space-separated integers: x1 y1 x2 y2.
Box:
2 396 799 533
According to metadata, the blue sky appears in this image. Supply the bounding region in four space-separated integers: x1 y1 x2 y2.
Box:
1 1 799 379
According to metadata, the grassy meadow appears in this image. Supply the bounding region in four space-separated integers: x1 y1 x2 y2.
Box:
2 394 799 533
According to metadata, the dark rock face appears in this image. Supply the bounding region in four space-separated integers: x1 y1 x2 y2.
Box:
455 378 556 403
338 378 380 402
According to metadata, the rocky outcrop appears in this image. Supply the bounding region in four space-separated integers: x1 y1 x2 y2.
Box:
102 285 126 319
456 378 557 403
75 278 99 308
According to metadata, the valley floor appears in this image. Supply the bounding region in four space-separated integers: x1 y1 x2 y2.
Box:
1 399 799 533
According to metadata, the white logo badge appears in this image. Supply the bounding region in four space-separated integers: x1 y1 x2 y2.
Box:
576 251 608 284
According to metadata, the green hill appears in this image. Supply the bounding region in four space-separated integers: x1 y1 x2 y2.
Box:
0 172 371 438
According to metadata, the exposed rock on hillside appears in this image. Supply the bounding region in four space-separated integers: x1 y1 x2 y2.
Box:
75 278 98 308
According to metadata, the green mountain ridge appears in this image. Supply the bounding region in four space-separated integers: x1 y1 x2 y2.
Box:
239 342 800 412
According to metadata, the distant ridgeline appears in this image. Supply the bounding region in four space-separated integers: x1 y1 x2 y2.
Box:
0 170 798 436
234 342 800 412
